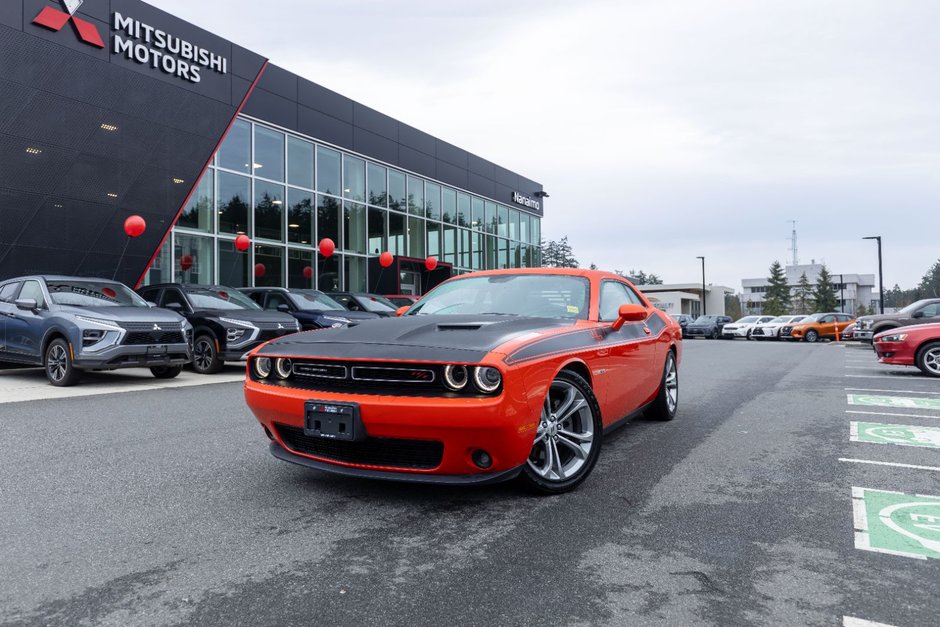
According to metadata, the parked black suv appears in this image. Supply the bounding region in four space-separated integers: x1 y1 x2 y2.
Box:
138 284 299 374
0 276 192 386
239 288 380 330
684 315 733 339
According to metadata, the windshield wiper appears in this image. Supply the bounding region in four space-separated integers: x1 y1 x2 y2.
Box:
479 312 520 316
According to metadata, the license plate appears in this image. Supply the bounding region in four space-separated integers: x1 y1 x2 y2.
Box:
304 401 364 441
146 345 168 355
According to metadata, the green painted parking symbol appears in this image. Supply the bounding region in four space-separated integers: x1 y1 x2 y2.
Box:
853 488 940 560
851 422 940 449
847 394 940 411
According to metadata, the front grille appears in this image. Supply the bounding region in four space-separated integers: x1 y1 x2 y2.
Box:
258 329 292 342
752 328 764 335
780 326 793 336
124 331 185 345
276 424 443 469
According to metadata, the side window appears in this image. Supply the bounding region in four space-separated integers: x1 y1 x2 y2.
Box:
820 315 834 323
346 298 363 311
266 293 290 310
161 289 189 311
245 291 264 306
19 280 46 308
599 281 638 322
839 314 853 322
139 288 159 303
0 282 22 303
919 304 939 318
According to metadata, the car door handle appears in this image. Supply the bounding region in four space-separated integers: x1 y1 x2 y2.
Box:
597 348 609 357
643 326 651 335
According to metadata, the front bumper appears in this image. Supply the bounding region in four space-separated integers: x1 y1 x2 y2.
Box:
74 343 191 370
873 341 912 366
246 379 539 478
855 330 874 342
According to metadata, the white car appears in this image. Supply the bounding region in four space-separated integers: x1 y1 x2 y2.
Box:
721 316 776 339
751 315 807 340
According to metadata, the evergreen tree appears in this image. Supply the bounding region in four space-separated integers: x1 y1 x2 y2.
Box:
725 294 742 319
792 272 814 314
856 304 869 317
763 261 791 316
919 259 940 297
556 236 579 268
813 265 839 312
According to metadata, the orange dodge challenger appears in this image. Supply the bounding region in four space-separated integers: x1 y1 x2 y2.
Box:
244 269 682 494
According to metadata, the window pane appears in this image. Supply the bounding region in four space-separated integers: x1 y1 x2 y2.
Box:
442 188 457 224
316 194 340 248
471 198 484 230
425 183 441 220
175 233 214 285
408 216 425 258
368 163 387 207
388 170 406 211
254 245 284 287
483 202 496 235
443 225 457 265
318 254 340 292
343 155 365 202
368 207 386 255
508 209 519 240
531 218 541 246
316 146 341 195
254 126 284 181
218 172 251 236
512 242 521 268
407 176 424 216
143 237 172 285
288 137 314 189
388 211 405 256
426 219 441 258
519 213 530 244
345 256 367 292
344 201 366 253
219 239 249 287
287 189 313 245
218 119 250 173
456 193 470 228
458 228 471 269
177 169 213 232
288 249 314 289
255 181 285 241
471 232 484 270
497 205 508 238
499 238 510 269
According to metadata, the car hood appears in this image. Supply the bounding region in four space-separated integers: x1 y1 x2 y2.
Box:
194 309 297 325
257 314 578 363
57 305 186 324
687 321 717 328
860 313 905 323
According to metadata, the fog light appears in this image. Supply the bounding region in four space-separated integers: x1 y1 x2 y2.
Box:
253 357 272 379
274 358 293 379
471 449 493 469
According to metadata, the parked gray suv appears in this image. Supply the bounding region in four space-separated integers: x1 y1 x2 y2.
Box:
855 298 940 343
0 276 192 386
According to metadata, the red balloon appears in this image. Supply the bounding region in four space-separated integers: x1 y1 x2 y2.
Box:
180 254 193 271
123 215 146 238
303 265 313 280
235 234 250 251
102 287 116 299
425 256 438 271
379 251 394 268
319 238 335 258
254 263 266 277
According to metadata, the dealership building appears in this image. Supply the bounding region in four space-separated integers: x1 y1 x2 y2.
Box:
0 0 545 294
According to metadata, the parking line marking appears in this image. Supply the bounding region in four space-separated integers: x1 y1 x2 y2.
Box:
845 374 935 381
848 410 940 420
844 616 898 627
847 394 940 410
845 366 907 370
850 421 940 449
845 387 940 396
851 487 940 560
840 458 940 472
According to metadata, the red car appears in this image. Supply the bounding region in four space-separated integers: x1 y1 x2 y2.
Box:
873 323 940 377
244 269 682 494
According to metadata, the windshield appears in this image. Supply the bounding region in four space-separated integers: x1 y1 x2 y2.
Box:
355 294 398 313
694 316 717 323
185 287 261 310
769 317 789 323
736 316 759 324
408 274 590 319
290 290 345 311
47 280 147 307
797 313 823 323
898 299 931 314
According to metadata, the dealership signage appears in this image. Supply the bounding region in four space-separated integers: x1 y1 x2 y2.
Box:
512 192 540 212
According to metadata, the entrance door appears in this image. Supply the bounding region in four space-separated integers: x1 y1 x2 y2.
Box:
399 271 419 296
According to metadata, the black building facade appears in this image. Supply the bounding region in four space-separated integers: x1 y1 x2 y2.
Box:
0 0 545 294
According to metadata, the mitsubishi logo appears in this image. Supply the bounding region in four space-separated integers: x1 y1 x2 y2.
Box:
153 324 163 331
33 0 105 49
277 324 285 330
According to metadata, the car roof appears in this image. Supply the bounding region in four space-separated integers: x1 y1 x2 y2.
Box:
4 275 125 283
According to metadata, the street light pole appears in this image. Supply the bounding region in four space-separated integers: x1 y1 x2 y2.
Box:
696 256 706 316
837 273 844 313
862 236 884 314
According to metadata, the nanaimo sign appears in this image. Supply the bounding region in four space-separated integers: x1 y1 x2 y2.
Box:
33 1 228 85
512 192 540 212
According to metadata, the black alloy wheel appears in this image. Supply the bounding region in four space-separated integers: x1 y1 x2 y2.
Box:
151 365 184 379
192 334 223 374
520 370 603 495
646 350 679 421
915 341 940 378
45 338 80 387
805 329 820 343
710 328 720 340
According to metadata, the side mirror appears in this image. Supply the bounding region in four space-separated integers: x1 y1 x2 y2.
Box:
165 302 183 311
396 306 409 317
15 298 38 311
146 301 158 308
611 304 647 331
912 311 924 319
277 303 291 313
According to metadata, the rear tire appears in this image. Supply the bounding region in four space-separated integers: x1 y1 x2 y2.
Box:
646 351 678 421
45 338 81 387
520 370 602 495
151 365 183 379
805 329 819 343
710 329 719 340
192 334 223 374
915 341 940 378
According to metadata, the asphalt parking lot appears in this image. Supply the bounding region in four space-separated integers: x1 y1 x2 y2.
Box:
1 341 937 627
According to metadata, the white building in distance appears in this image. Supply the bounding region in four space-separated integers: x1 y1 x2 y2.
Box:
637 283 734 317
741 262 876 315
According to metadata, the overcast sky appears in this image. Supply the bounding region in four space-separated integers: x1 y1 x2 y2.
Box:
149 0 940 291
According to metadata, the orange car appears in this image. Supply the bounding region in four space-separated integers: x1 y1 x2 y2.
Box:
780 312 855 342
244 269 682 494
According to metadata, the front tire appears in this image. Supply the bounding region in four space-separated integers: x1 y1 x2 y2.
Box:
151 365 183 379
647 351 678 421
45 338 81 387
805 329 819 343
710 329 719 340
915 342 940 378
520 370 602 495
192 334 223 374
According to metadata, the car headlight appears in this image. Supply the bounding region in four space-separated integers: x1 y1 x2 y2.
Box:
860 320 872 329
877 333 907 343
322 316 350 325
443 365 469 391
472 366 502 393
274 358 293 379
75 315 122 330
253 357 272 379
